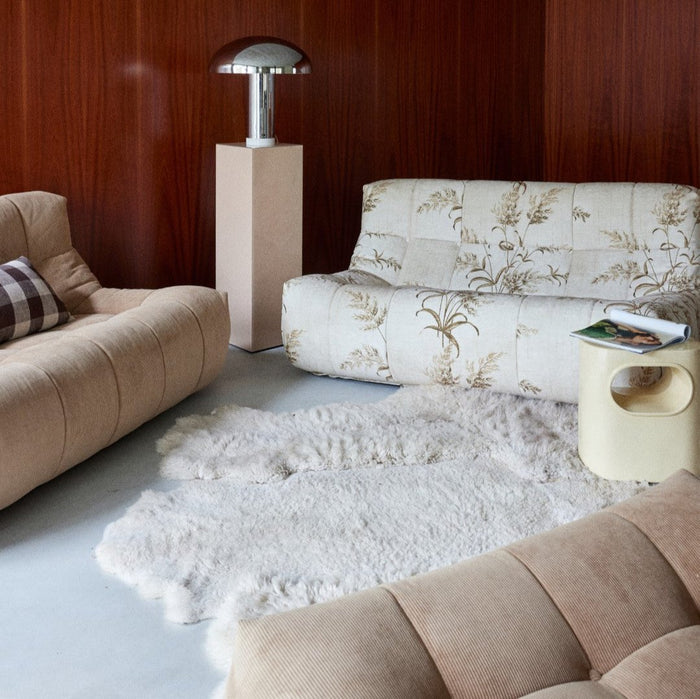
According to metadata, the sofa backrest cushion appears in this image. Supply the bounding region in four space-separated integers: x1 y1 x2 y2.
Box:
0 192 101 312
352 179 700 301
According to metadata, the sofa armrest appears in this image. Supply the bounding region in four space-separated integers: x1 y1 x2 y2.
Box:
622 289 700 337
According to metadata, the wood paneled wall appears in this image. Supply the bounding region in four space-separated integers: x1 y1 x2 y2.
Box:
0 1 697 288
543 0 700 187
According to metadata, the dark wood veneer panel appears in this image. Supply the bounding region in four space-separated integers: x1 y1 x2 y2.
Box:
0 1 695 287
544 0 700 187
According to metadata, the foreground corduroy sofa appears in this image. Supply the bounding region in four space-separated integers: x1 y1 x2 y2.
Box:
0 191 230 509
282 180 700 402
227 469 700 698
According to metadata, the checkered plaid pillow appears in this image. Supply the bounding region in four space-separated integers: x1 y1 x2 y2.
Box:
0 256 70 343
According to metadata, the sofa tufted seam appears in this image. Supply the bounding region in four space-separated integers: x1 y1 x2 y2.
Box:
120 316 168 413
6 199 30 259
330 274 344 374
568 183 577 256
8 360 68 479
189 298 220 390
407 178 419 247
66 336 123 446
604 509 700 616
501 548 597 675
514 293 525 392
382 284 402 381
326 277 343 375
144 296 207 390
379 584 453 696
596 624 700 698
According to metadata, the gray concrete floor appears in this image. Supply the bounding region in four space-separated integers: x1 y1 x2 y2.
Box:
0 347 396 699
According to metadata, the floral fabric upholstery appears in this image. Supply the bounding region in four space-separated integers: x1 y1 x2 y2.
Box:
282 180 700 402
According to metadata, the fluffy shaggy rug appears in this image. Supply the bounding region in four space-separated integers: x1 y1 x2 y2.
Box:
95 385 645 682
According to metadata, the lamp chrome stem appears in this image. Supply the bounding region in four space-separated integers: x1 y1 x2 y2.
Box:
247 73 276 148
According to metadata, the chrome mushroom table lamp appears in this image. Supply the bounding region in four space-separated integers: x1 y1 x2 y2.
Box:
210 36 311 147
210 37 310 350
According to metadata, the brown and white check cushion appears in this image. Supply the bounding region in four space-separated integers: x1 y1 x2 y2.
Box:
0 256 70 343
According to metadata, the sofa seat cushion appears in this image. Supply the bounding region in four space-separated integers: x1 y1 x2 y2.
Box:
0 314 113 357
603 625 700 697
0 284 230 510
524 626 700 698
0 256 70 342
283 271 654 401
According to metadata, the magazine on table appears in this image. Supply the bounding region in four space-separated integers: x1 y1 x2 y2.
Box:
570 309 691 354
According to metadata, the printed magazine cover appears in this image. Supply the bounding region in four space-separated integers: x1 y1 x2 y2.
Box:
571 309 691 353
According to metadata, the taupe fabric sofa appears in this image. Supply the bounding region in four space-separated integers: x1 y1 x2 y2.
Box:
0 191 229 509
227 469 700 698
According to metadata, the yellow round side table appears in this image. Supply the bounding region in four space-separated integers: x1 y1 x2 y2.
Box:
578 339 700 482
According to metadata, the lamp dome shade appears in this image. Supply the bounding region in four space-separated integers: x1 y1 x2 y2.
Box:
209 36 311 75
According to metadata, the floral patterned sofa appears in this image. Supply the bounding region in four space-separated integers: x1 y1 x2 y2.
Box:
282 180 700 402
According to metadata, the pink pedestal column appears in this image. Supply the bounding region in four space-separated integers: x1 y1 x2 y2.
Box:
215 143 303 351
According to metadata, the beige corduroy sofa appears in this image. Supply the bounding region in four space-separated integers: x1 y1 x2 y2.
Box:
282 180 700 402
227 469 700 698
0 191 230 509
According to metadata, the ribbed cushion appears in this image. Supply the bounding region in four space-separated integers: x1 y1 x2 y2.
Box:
388 550 591 697
228 471 700 699
609 470 700 608
507 511 699 674
602 625 700 696
228 587 450 698
0 363 67 505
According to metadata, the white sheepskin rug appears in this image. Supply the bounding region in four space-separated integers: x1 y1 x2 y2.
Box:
95 385 646 683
